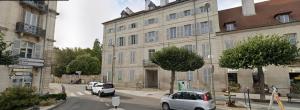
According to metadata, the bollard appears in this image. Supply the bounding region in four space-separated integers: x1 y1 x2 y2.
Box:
247 89 251 110
112 96 120 109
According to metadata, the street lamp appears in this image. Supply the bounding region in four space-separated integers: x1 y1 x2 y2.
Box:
205 2 216 103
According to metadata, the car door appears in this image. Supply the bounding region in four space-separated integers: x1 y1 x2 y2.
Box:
169 92 183 110
182 92 198 110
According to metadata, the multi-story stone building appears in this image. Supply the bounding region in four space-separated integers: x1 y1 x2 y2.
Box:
102 0 220 90
216 0 300 94
102 0 300 94
0 0 58 93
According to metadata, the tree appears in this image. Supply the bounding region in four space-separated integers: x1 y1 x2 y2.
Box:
66 54 100 75
0 32 17 65
219 35 298 100
91 39 102 73
151 46 204 94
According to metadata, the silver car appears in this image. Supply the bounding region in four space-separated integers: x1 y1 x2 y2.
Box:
160 90 216 110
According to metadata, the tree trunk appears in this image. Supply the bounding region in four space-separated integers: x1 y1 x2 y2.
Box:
257 66 266 100
169 70 176 94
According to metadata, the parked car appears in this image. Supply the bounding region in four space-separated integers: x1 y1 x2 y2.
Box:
91 83 115 96
160 90 216 110
86 82 99 90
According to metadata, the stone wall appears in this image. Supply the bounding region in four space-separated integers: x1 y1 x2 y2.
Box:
52 74 101 84
0 66 11 92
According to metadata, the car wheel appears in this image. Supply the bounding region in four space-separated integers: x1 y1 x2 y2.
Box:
98 91 102 97
162 103 170 110
111 91 115 96
195 108 204 110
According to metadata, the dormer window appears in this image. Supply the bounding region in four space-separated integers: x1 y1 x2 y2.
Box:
130 23 137 29
225 22 236 31
275 12 292 23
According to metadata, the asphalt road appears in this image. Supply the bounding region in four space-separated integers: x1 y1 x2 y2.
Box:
52 84 161 110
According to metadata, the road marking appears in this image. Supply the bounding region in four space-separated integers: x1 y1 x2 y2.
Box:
69 93 76 97
84 91 90 94
77 92 84 96
105 103 110 107
108 108 125 110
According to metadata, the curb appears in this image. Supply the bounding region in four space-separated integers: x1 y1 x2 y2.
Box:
47 100 66 110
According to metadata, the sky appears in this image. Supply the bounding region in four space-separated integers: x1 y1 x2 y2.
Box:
54 0 268 48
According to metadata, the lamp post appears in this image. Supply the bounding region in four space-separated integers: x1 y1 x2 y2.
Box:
205 2 216 104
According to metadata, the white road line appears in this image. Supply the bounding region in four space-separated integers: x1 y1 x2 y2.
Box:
105 103 110 107
69 93 76 97
84 91 90 95
77 92 84 95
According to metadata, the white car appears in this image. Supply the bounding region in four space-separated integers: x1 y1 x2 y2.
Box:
86 82 99 90
91 83 115 96
160 90 216 110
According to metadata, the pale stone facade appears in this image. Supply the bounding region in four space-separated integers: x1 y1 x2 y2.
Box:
102 0 220 91
0 1 58 93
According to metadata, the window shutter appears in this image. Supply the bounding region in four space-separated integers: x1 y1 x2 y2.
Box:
12 40 21 56
176 26 180 38
145 33 148 43
116 38 120 46
31 14 38 26
180 26 184 37
196 22 201 35
155 18 159 23
166 15 170 21
192 23 196 36
128 36 132 45
135 35 138 44
144 20 148 26
202 44 205 57
166 29 170 40
35 44 41 59
25 11 31 25
191 9 195 15
123 37 126 46
155 31 159 42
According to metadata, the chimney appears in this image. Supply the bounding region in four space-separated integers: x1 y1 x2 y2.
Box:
145 0 151 10
241 0 256 16
125 7 134 14
160 0 169 6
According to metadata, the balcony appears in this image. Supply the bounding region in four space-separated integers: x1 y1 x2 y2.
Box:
16 22 46 38
20 0 48 13
18 58 44 67
143 59 158 67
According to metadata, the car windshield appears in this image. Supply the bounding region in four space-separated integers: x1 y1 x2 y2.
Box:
103 84 114 88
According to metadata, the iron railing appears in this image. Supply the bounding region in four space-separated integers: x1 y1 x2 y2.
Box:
20 0 48 13
16 22 46 38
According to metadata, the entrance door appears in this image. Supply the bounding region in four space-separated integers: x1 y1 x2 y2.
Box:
145 70 158 88
289 73 300 93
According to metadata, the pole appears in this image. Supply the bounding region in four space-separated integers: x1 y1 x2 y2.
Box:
111 23 117 84
206 3 216 104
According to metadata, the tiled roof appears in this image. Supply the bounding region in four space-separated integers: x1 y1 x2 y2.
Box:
218 0 300 33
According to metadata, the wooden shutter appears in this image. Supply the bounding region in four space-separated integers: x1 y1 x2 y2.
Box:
128 36 132 45
135 35 138 44
209 21 213 32
166 28 170 40
12 40 21 56
34 44 42 59
155 31 159 42
196 22 201 35
116 37 120 46
191 23 196 36
145 33 148 43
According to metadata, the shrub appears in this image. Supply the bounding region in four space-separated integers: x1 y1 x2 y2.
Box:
39 98 56 106
0 87 39 110
39 93 67 101
229 82 241 92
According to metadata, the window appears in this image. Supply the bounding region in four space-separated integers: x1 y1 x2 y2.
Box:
129 35 138 45
148 49 155 59
130 51 136 64
118 26 125 31
148 18 155 24
130 23 137 29
12 74 32 87
118 52 123 64
170 27 177 39
187 71 193 81
225 23 236 31
145 31 158 43
184 10 191 16
228 73 238 84
129 70 135 81
20 42 35 58
183 45 194 53
200 21 209 34
118 71 122 81
169 13 176 20
108 28 114 33
108 39 113 46
203 68 211 84
285 33 297 45
276 14 291 23
184 24 192 36
117 37 125 46
202 43 210 58
25 11 38 26
199 6 210 13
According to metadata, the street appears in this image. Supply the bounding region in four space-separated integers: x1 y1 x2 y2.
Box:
52 84 161 110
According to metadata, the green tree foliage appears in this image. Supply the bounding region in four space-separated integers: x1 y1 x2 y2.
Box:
0 87 39 110
219 35 298 100
66 54 100 75
53 39 102 77
0 32 17 65
151 46 204 93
